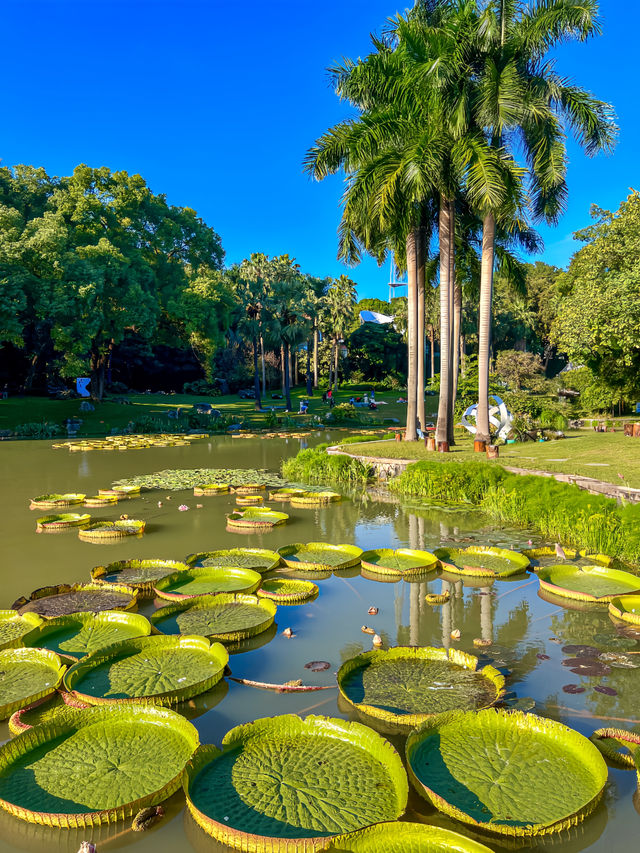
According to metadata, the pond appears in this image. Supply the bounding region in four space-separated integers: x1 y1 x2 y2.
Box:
0 435 637 852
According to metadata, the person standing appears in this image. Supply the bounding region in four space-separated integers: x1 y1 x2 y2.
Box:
327 388 333 407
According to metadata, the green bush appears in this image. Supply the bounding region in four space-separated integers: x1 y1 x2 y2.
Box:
390 460 640 565
13 421 65 438
328 403 361 424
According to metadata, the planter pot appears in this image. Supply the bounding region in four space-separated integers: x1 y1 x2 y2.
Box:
486 445 499 459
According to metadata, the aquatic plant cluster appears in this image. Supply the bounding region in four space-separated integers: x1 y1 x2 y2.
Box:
282 447 371 485
2 519 640 850
389 459 640 565
113 467 289 491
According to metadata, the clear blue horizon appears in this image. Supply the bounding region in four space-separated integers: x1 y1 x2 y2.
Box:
3 0 637 298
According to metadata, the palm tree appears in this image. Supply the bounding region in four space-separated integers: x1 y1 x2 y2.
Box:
267 274 308 412
326 275 357 394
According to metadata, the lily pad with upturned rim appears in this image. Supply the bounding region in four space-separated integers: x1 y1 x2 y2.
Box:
83 495 119 507
522 547 613 568
268 488 307 502
0 648 66 720
21 611 151 661
0 704 199 827
0 611 44 651
184 714 408 851
150 594 276 643
235 494 265 506
98 485 141 497
328 821 493 852
186 548 281 572
36 513 91 532
337 647 505 729
8 691 90 736
153 566 262 600
609 595 640 626
405 708 607 837
194 484 230 496
289 490 342 507
433 546 529 578
78 519 146 541
63 635 228 706
226 508 288 529
91 558 190 596
278 542 363 571
360 548 439 579
13 583 138 618
30 494 86 509
257 578 319 604
233 483 267 495
537 564 640 603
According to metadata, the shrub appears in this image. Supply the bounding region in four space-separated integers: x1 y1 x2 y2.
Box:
328 403 361 424
282 448 371 485
182 379 220 396
13 421 65 438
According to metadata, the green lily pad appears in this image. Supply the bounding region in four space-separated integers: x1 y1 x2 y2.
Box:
185 715 408 847
151 594 276 643
154 567 262 600
538 564 640 603
290 490 342 507
194 483 230 495
30 494 85 509
91 558 190 596
360 549 439 579
523 547 612 568
36 513 91 531
0 611 44 651
226 508 289 529
257 578 319 604
78 519 146 540
112 468 287 492
13 583 138 618
99 485 141 496
0 648 66 719
268 488 307 501
21 611 151 661
233 483 267 494
609 594 640 626
235 494 264 506
328 821 493 852
64 635 228 706
278 542 363 571
338 647 505 729
84 494 119 507
434 546 529 578
406 709 607 837
0 705 199 826
186 548 281 572
8 692 89 736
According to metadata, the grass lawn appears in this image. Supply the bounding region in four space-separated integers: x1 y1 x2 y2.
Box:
0 384 420 436
336 430 640 489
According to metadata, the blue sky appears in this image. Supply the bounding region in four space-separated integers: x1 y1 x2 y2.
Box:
2 1 637 298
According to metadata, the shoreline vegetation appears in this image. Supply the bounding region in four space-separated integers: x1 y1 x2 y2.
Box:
284 446 640 568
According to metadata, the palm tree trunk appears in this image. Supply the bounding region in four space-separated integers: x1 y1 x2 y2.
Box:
435 197 452 449
416 227 426 431
253 337 262 411
429 325 435 379
404 228 419 441
476 212 496 443
260 335 266 396
306 339 313 395
451 275 462 408
288 349 293 389
283 342 292 411
280 345 286 396
447 199 456 446
333 338 339 394
313 325 319 387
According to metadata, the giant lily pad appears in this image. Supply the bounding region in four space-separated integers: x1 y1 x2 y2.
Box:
434 546 529 578
151 594 276 643
257 578 319 604
290 490 342 507
186 548 281 572
609 595 640 626
36 513 91 532
13 583 138 617
64 635 228 706
328 821 493 852
338 647 505 729
360 548 439 579
233 483 267 494
235 494 265 506
0 648 66 719
278 542 363 571
537 564 640 603
21 611 151 661
153 566 262 600
185 714 408 849
194 483 230 496
0 611 44 651
98 485 141 497
523 547 612 568
30 494 85 509
8 691 89 736
83 494 119 507
78 519 146 541
91 558 190 596
268 488 306 502
406 708 607 837
226 508 288 529
0 704 199 826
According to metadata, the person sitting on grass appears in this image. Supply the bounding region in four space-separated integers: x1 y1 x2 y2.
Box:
299 399 308 414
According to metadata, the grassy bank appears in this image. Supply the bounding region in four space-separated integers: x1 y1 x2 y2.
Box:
389 459 640 566
0 387 420 438
337 430 640 490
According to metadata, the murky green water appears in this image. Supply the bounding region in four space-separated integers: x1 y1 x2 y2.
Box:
0 435 638 852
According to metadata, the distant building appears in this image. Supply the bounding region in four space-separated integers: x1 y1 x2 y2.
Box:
359 310 394 325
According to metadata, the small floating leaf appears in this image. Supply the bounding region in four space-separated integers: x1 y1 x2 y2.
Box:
562 684 586 694
594 685 617 696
